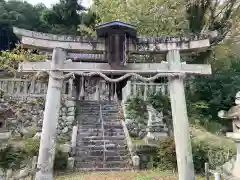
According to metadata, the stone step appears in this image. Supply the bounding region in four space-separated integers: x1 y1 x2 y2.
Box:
76 105 100 108
75 167 132 172
77 125 123 129
81 135 125 141
102 113 119 117
77 108 100 111
78 131 125 137
101 110 119 112
75 155 129 162
77 140 126 147
76 113 100 116
76 144 127 151
77 127 124 132
75 150 129 157
77 138 126 143
78 122 122 127
75 161 129 169
78 130 124 135
77 106 99 108
78 120 121 124
78 127 124 134
102 117 120 120
77 124 102 128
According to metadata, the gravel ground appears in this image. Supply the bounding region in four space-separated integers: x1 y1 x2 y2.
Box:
56 171 207 180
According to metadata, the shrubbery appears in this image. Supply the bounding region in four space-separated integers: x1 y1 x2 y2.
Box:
0 145 23 170
154 137 235 173
0 139 68 172
125 97 148 138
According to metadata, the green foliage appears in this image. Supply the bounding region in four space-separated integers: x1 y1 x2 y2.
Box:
135 144 158 169
0 138 68 171
0 45 45 74
126 96 148 121
21 139 40 158
0 0 96 50
0 0 47 31
92 0 187 36
54 147 68 171
125 97 148 138
0 145 23 170
188 55 240 131
186 100 225 133
41 0 84 35
148 92 172 134
192 140 235 171
154 136 235 173
186 0 239 45
155 137 177 171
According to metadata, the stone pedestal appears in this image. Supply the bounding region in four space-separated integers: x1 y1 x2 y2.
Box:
144 106 168 145
144 130 168 145
226 132 240 178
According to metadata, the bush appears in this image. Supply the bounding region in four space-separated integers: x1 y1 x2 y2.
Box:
21 139 68 171
0 139 69 171
21 139 40 158
192 140 235 171
54 147 68 171
135 144 158 169
125 97 148 138
155 137 177 171
0 145 23 170
154 136 235 173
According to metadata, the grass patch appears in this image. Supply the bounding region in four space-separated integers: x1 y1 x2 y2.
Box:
132 138 147 146
55 171 209 180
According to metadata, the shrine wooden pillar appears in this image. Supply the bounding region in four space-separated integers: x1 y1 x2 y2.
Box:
167 50 195 180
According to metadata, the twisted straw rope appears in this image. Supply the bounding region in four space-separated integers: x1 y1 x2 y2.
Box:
38 70 184 82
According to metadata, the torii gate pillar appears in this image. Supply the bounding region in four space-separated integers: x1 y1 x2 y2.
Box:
35 47 66 180
167 50 195 180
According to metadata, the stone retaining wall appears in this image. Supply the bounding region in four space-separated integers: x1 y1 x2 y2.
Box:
0 96 76 140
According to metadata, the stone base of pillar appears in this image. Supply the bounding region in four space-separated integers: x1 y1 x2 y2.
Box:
226 132 240 178
132 155 140 169
67 157 75 170
144 132 168 145
35 172 53 180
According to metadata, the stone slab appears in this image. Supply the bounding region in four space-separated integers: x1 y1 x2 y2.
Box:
19 62 212 75
226 132 240 140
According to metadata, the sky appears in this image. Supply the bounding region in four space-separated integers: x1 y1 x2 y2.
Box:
25 0 92 8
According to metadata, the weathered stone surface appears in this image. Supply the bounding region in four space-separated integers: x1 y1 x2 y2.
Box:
132 155 140 168
68 107 75 112
65 101 75 107
67 157 75 170
66 116 74 123
60 143 71 153
62 127 68 133
2 96 75 139
33 132 41 140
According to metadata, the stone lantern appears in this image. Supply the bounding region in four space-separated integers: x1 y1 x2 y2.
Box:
218 91 240 178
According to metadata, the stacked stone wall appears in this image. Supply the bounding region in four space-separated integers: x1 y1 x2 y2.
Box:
0 96 76 139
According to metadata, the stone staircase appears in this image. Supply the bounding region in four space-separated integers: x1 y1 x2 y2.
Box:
74 100 132 171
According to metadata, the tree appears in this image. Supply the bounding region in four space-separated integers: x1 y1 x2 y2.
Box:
186 0 240 45
92 0 187 36
41 0 87 35
185 0 240 63
0 0 48 50
0 0 47 31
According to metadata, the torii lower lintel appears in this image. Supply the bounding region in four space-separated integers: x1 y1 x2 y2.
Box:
18 62 212 75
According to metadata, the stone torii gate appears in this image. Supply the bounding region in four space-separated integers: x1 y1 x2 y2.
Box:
13 21 212 180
